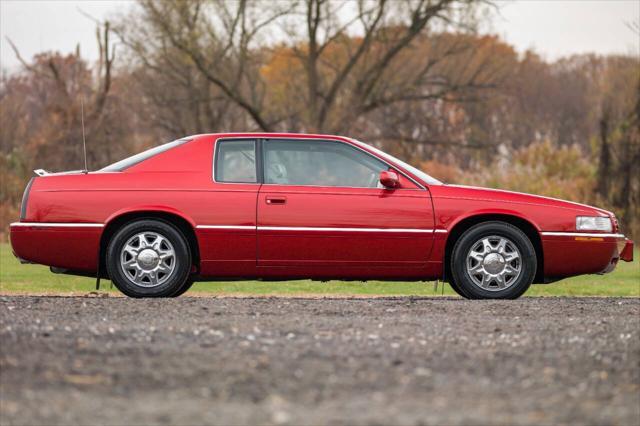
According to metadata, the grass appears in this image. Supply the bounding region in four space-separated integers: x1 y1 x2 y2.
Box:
0 243 637 297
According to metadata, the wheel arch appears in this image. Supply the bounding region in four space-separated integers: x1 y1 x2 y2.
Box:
99 208 200 278
443 213 544 284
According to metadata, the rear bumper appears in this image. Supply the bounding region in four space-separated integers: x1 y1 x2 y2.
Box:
541 232 632 278
10 222 102 272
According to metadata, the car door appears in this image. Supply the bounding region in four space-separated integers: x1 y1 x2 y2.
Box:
257 138 435 278
197 138 260 277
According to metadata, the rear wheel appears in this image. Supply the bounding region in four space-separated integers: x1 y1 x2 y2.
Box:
450 221 536 299
106 220 191 298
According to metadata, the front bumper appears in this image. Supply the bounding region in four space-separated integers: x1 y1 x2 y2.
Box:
599 237 633 274
619 239 634 262
541 232 633 278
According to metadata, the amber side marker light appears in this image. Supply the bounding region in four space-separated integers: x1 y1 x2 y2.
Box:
575 237 604 242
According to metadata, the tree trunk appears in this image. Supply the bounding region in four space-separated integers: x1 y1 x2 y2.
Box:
596 111 611 198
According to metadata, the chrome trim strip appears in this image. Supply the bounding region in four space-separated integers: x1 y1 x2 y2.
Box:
258 226 434 233
540 232 625 238
196 225 438 233
434 229 448 233
10 222 104 228
196 225 255 230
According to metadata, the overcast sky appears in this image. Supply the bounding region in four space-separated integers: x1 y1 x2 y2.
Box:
1 0 638 72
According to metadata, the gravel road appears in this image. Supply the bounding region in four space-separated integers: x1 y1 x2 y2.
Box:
1 296 639 425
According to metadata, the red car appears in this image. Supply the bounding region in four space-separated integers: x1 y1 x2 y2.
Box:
10 133 634 299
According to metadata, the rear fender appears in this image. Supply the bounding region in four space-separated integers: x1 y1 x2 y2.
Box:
104 205 197 228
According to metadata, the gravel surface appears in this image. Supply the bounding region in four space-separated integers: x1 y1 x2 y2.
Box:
1 296 639 426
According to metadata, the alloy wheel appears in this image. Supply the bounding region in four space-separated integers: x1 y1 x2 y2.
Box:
465 235 522 291
119 231 176 287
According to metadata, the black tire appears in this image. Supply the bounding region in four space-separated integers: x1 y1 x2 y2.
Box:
450 221 536 300
106 219 192 298
171 276 195 297
447 276 471 298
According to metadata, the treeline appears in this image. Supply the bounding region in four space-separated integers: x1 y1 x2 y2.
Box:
1 0 638 237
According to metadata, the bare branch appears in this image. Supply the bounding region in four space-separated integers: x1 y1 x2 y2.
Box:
5 38 44 76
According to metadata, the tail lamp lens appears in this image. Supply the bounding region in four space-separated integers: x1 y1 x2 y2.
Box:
20 178 35 221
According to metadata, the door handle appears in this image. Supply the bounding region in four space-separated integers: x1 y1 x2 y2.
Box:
266 196 287 205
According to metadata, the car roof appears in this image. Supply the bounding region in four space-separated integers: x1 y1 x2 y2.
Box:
187 132 353 142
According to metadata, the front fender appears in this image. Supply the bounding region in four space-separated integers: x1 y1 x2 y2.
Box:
444 208 542 233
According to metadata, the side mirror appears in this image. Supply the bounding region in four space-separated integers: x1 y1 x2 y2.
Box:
379 170 399 189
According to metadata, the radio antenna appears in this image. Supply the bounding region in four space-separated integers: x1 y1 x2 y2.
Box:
80 95 88 173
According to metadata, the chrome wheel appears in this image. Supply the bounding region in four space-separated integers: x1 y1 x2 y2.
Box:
120 231 176 287
466 235 521 291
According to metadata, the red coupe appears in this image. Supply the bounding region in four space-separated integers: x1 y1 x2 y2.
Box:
10 133 634 299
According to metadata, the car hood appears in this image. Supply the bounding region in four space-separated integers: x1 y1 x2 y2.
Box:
434 184 612 216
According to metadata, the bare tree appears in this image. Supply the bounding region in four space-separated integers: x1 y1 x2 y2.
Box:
2 22 144 171
120 0 495 133
114 3 251 137
117 0 292 132
280 0 499 132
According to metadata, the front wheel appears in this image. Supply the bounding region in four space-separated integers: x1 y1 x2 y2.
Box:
106 219 192 298
450 222 537 299
171 276 195 297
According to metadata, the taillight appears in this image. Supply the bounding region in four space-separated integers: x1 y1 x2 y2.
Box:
19 178 34 221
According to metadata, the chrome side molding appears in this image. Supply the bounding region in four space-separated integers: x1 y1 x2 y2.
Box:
10 222 104 228
196 225 449 233
540 231 625 238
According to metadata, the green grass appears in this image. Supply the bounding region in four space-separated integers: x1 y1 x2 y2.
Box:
1 243 637 297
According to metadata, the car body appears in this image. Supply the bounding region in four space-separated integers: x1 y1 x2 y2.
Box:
10 133 634 298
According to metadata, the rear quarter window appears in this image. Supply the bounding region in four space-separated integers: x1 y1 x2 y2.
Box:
101 139 191 172
214 139 258 183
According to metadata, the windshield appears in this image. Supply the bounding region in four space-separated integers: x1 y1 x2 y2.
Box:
101 138 190 172
352 139 442 185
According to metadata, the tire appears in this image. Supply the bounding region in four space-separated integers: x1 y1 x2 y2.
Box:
106 219 192 298
447 277 471 298
450 221 536 300
171 276 195 297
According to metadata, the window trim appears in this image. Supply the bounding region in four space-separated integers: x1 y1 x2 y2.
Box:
212 136 426 190
213 138 260 184
262 138 388 189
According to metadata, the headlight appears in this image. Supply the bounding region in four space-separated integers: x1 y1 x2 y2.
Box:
576 216 612 232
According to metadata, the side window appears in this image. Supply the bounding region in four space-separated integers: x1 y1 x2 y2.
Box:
215 140 257 183
263 140 387 188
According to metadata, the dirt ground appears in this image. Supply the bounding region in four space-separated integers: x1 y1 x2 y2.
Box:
1 296 638 426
